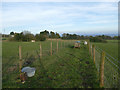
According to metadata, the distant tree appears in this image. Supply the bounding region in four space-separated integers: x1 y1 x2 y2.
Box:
35 34 46 41
55 32 60 38
90 37 107 43
14 32 23 41
80 35 84 39
62 33 67 39
35 34 40 41
10 31 14 35
113 36 118 40
39 35 46 41
49 31 56 38
14 31 35 41
40 30 49 38
21 31 35 41
23 30 31 35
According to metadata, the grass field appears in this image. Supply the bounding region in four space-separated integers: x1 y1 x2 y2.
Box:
91 40 118 60
2 40 100 88
91 40 119 88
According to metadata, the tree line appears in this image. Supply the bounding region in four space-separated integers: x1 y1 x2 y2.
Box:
2 30 118 42
62 33 118 42
9 30 60 41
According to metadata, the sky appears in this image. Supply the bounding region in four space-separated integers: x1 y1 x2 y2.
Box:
1 1 119 35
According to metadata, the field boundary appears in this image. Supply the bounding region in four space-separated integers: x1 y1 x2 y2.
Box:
90 43 119 88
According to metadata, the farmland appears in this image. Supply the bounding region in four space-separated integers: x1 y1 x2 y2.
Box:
91 40 119 88
91 40 118 60
2 40 119 88
2 40 100 88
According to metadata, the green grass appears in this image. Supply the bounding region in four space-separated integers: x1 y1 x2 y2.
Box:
91 40 119 88
91 40 118 60
2 40 100 88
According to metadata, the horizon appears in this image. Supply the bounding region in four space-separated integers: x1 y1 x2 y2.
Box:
1 30 118 37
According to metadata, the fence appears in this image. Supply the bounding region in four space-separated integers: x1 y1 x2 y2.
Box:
2 39 75 86
3 40 119 88
90 43 120 88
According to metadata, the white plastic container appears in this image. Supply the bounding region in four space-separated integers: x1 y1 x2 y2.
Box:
21 67 36 77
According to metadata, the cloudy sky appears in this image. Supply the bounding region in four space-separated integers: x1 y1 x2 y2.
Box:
1 1 118 35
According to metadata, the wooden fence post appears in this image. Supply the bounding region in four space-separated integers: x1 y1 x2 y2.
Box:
100 51 105 88
57 39 58 52
87 40 90 55
51 40 52 56
19 45 23 83
64 40 65 47
61 40 62 48
40 44 42 59
19 46 22 73
91 44 92 56
92 45 95 64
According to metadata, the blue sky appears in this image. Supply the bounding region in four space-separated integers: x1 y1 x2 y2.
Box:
1 2 118 35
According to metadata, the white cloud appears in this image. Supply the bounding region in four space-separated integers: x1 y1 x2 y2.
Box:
1 2 118 34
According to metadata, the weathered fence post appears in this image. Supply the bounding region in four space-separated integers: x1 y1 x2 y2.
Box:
61 40 62 48
70 40 71 45
87 40 90 55
57 39 58 52
51 40 52 56
19 46 22 73
92 44 95 64
40 44 42 59
64 40 65 47
91 44 92 56
19 45 23 83
100 51 105 88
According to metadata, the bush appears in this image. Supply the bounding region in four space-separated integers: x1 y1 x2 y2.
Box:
39 35 46 41
35 34 46 41
90 37 107 43
9 37 15 41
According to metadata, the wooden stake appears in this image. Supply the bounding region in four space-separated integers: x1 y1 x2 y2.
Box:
100 51 105 88
19 46 22 73
87 40 90 54
61 40 62 48
57 39 58 52
51 40 52 56
40 44 42 59
91 45 92 56
92 45 95 64
64 40 65 47
19 46 22 60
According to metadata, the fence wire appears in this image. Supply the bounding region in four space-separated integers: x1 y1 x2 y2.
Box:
2 40 75 87
92 45 119 88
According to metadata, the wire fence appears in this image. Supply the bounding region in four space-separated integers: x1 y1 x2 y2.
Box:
90 44 120 88
3 40 119 88
2 40 75 85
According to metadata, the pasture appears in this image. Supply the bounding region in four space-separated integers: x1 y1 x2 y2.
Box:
91 40 119 88
2 40 119 88
2 40 99 88
91 40 118 60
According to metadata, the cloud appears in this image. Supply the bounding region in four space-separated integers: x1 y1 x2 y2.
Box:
1 2 118 34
